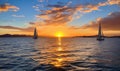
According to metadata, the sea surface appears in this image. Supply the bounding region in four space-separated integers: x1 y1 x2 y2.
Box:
0 37 120 71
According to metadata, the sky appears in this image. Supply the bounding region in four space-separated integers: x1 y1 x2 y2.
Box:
0 0 120 37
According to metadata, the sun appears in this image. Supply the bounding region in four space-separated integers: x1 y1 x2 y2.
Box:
55 32 64 37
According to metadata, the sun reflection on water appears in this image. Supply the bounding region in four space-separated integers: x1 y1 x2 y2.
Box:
53 37 64 67
51 37 64 67
57 37 63 51
53 58 64 67
57 47 63 51
30 37 101 70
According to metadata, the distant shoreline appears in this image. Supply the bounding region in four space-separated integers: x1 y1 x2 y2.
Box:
0 34 120 38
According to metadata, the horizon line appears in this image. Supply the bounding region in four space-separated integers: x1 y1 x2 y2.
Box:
0 34 120 38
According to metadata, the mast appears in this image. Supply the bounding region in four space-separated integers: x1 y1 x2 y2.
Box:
33 28 38 39
98 23 102 38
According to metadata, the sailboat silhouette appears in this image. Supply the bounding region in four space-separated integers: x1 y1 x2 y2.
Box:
97 23 104 41
33 28 38 39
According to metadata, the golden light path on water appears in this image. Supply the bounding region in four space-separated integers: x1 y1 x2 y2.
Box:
31 35 65 67
31 33 101 70
31 36 94 68
51 36 63 67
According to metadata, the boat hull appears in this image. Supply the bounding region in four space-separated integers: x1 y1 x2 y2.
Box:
97 38 104 41
33 37 37 39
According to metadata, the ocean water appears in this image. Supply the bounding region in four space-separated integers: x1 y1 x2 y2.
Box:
0 37 120 71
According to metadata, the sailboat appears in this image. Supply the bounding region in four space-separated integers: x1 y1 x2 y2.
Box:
97 23 104 41
33 28 38 39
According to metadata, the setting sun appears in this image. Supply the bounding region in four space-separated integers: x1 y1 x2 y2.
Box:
55 32 64 37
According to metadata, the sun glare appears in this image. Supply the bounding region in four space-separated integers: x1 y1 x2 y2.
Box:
55 32 64 37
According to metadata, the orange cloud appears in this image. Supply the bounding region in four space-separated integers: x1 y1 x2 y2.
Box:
107 0 120 5
0 3 19 12
36 0 120 27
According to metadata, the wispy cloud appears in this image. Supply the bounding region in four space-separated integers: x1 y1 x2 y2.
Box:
12 14 25 18
0 25 33 32
33 5 40 11
0 3 19 12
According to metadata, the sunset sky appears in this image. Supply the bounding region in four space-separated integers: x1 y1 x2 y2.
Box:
0 0 120 37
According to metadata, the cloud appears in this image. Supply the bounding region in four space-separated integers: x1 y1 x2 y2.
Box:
36 0 120 26
107 0 120 5
0 26 23 30
36 5 76 25
1 11 120 37
0 3 19 12
29 22 35 25
82 12 120 32
38 0 44 2
33 5 41 11
0 25 33 32
12 14 25 18
36 14 50 20
33 5 39 9
47 4 64 8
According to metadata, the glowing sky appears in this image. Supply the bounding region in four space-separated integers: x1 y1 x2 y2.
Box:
0 0 120 37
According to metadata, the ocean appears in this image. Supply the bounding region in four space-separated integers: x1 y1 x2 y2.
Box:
0 37 120 71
